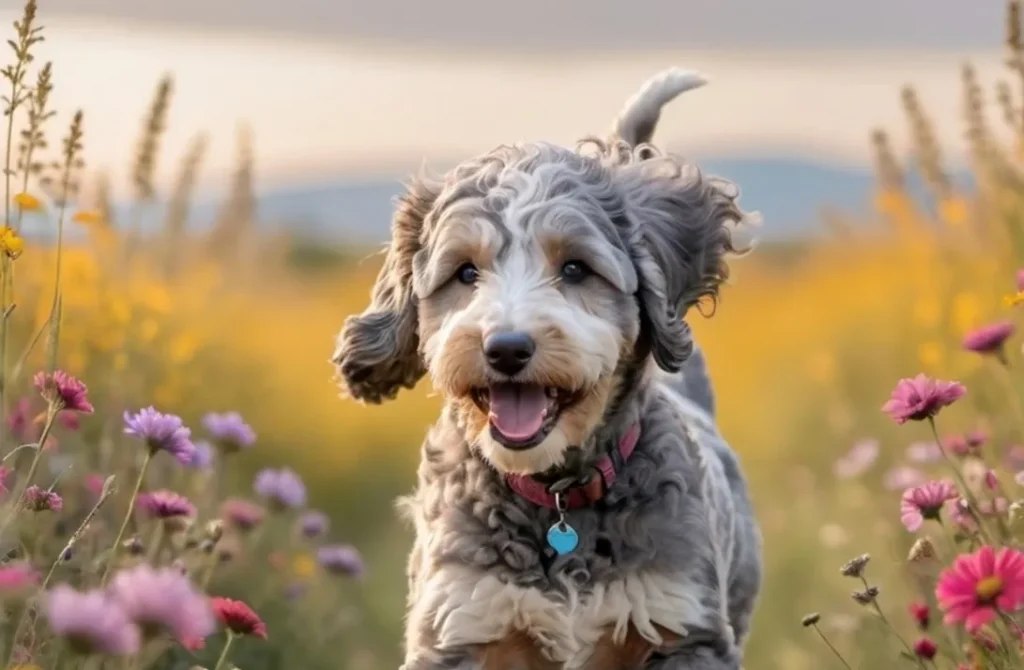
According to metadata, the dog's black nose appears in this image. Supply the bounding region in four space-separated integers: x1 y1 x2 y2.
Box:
484 331 536 376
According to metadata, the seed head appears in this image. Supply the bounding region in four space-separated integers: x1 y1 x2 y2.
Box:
840 554 871 579
852 586 880 606
801 613 821 627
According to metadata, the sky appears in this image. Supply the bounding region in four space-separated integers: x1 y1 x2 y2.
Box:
0 1 1009 196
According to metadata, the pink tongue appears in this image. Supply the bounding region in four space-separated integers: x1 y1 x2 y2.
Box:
488 383 547 441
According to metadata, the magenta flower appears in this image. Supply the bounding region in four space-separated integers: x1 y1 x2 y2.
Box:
0 563 39 594
316 545 364 577
46 584 141 655
136 490 196 520
299 511 329 539
984 470 1000 491
59 411 81 431
33 370 94 413
882 374 966 424
253 468 306 509
202 411 256 454
123 407 195 464
84 473 105 498
963 321 1015 359
220 498 265 532
946 497 976 531
936 545 1024 633
901 480 958 532
107 565 214 643
24 486 62 512
833 439 880 479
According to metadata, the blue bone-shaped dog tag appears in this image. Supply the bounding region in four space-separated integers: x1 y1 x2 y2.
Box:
547 522 579 555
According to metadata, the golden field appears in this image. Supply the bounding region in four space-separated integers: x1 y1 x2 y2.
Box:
8 3 1024 669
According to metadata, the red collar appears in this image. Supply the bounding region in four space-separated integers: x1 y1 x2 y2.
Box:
505 424 641 509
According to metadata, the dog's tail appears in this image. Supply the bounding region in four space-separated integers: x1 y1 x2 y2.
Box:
610 68 707 148
659 343 716 418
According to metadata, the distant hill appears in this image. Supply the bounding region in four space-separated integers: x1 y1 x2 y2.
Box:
76 156 967 248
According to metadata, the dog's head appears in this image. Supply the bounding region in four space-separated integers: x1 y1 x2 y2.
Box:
332 139 754 474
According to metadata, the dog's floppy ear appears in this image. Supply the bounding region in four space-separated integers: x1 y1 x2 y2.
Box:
621 157 756 372
332 177 439 403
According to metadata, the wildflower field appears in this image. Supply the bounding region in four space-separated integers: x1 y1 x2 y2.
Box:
4 0 1024 669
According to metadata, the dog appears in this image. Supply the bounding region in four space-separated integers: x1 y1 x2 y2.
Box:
332 68 763 670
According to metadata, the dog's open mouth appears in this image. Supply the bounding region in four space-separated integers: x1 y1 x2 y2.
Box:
471 383 579 450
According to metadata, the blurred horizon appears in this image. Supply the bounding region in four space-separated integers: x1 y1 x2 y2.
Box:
0 3 1011 240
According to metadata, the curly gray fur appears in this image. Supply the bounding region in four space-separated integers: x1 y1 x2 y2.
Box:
332 67 762 669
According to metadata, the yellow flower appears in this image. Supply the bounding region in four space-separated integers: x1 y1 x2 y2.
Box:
1005 292 1024 308
938 197 969 227
0 226 24 259
13 192 42 212
72 209 104 225
292 554 317 579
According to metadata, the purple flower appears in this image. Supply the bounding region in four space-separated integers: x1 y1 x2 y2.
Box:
882 374 966 424
299 511 329 539
123 407 195 464
24 486 62 512
202 411 256 454
221 498 265 532
46 584 141 655
136 490 196 520
833 439 880 479
33 370 94 414
316 545 364 577
184 441 214 470
253 468 306 509
107 565 214 643
963 321 1015 358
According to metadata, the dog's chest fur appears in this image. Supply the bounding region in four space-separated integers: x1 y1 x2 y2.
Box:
400 395 736 669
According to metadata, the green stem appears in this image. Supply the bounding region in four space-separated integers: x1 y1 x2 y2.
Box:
927 417 994 545
146 520 164 566
0 407 58 541
212 632 236 670
859 577 924 668
100 450 153 587
810 624 853 670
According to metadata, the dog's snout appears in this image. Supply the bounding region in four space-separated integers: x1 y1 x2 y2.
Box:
484 331 536 376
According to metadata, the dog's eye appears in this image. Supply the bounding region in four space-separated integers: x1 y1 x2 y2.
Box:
560 260 591 284
455 263 480 285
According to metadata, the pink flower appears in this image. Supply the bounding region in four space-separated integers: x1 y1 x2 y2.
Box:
984 470 1000 491
882 374 966 424
963 321 1015 357
884 466 927 492
901 480 958 532
84 474 105 498
1007 444 1024 472
6 398 30 440
906 441 943 464
936 545 1024 632
33 370 93 414
908 602 930 629
220 499 265 532
833 439 880 478
23 486 62 512
1017 268 1024 292
978 497 1009 518
136 490 196 520
45 585 140 655
0 563 38 594
943 435 974 458
108 565 214 643
946 497 976 531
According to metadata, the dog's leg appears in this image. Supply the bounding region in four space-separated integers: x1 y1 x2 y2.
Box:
645 644 742 670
